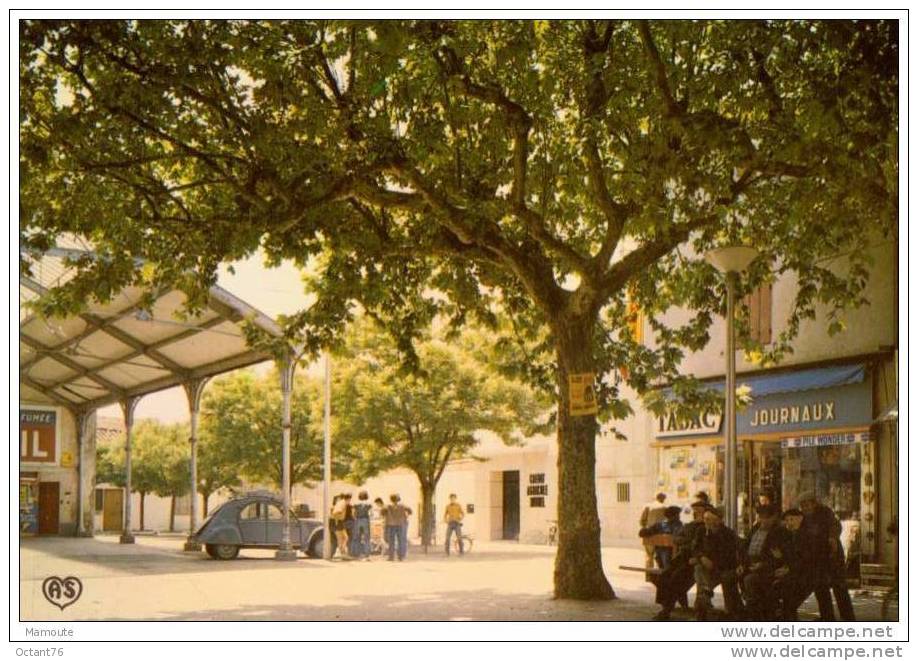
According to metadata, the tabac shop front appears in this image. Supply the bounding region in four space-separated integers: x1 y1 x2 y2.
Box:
652 361 893 564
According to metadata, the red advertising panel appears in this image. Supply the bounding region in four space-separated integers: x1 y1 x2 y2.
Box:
20 409 57 463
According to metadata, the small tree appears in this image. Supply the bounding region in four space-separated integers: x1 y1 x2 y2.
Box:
196 430 242 517
159 436 190 533
95 443 124 488
127 420 183 531
334 321 548 547
200 369 344 492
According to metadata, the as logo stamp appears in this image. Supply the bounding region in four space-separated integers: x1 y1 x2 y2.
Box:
42 576 82 611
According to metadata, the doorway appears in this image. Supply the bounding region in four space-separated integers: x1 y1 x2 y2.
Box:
502 470 520 540
101 489 124 532
38 481 60 535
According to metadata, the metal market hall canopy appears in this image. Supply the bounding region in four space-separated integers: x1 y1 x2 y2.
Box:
19 244 305 557
20 246 283 411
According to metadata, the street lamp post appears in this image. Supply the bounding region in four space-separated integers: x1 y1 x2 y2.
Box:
322 350 332 560
705 245 759 532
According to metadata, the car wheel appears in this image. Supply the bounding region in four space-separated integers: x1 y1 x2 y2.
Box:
209 543 240 560
308 532 335 558
205 544 218 559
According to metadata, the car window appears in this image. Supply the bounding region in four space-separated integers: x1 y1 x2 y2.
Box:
240 503 264 520
267 505 284 521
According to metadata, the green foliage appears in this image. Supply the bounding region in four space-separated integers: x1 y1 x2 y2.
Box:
95 419 189 497
131 420 189 499
95 443 124 487
333 318 548 544
19 19 896 405
334 319 549 488
199 368 339 490
196 428 243 503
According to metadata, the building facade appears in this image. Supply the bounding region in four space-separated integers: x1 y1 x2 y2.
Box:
19 403 96 536
299 240 897 569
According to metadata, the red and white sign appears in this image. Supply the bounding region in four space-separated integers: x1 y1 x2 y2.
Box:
20 409 57 463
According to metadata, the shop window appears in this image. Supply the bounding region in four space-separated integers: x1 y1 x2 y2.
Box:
616 482 631 503
744 283 773 345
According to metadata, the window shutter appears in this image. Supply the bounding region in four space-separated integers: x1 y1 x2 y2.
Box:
760 283 772 345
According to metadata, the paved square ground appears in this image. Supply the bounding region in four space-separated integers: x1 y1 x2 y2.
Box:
18 535 888 621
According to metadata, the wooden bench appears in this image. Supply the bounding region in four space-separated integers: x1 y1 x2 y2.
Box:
860 563 896 590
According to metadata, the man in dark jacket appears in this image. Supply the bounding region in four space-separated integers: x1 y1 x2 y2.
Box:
777 508 816 620
800 493 855 621
738 504 790 620
693 506 743 621
651 500 707 620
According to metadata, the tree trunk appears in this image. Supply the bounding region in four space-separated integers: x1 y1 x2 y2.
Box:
552 314 616 600
202 492 210 517
169 495 176 532
139 492 146 531
419 481 436 551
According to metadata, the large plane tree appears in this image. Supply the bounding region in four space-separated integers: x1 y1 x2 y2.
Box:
20 20 896 598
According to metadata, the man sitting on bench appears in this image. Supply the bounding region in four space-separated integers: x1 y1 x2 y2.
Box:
650 500 707 621
692 506 743 621
640 505 684 569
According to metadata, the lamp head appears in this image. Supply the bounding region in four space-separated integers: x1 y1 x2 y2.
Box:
704 245 759 274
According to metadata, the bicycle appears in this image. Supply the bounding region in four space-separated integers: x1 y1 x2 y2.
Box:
443 525 474 554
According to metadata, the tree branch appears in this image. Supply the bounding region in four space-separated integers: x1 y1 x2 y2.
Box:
637 20 682 116
598 211 719 298
580 20 634 272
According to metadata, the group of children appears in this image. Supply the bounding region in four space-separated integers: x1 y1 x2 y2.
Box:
328 492 468 561
330 491 413 561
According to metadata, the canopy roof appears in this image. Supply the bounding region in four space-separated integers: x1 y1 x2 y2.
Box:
19 246 283 412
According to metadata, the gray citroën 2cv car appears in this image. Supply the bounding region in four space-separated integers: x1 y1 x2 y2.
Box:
193 491 333 560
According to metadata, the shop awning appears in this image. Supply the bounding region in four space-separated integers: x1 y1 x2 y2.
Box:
663 363 866 399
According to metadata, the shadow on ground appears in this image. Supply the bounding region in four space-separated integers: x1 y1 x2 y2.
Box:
20 535 557 580
143 587 654 622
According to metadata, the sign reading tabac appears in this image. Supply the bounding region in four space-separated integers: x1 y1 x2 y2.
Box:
569 373 599 416
20 409 57 463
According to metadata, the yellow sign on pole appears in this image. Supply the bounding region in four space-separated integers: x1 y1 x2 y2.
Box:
569 373 599 417
60 451 74 467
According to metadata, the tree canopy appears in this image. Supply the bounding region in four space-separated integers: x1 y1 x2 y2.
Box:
199 369 343 491
21 19 897 598
334 320 548 545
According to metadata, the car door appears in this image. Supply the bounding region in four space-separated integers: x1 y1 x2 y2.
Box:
238 502 267 545
265 504 301 546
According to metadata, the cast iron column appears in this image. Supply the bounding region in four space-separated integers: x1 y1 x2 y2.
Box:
275 352 297 561
120 396 140 544
183 378 209 552
75 409 95 537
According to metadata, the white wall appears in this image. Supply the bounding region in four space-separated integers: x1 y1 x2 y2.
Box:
652 241 896 378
